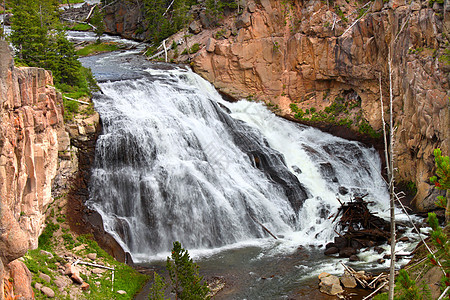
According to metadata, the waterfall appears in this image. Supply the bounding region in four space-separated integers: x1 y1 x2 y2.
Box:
87 66 389 262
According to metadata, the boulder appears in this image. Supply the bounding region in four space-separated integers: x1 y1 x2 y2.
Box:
319 273 344 296
39 273 51 283
87 253 97 260
189 21 202 34
349 255 360 262
206 38 216 53
8 260 33 299
340 273 357 288
235 12 251 29
81 282 90 291
339 247 357 258
41 287 55 298
324 247 339 255
117 290 127 295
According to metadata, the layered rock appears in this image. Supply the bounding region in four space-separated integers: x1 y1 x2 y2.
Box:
0 40 64 298
189 0 449 211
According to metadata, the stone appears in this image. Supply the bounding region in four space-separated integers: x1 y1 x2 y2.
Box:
339 247 357 258
247 1 256 12
349 255 359 262
81 282 90 291
39 273 51 283
372 0 383 11
41 286 55 298
8 260 33 299
319 273 343 296
35 283 43 290
340 273 357 288
92 268 106 274
87 253 97 260
54 277 68 289
206 38 216 53
71 273 84 284
377 258 386 264
189 21 202 34
235 12 251 29
324 247 339 255
338 186 349 195
374 246 385 254
117 290 127 295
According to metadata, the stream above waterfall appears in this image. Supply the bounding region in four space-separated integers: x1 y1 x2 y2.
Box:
79 47 419 299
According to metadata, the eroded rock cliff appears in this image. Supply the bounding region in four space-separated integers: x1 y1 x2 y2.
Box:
0 40 65 299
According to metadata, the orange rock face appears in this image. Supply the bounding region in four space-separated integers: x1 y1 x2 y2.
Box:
0 40 64 295
190 0 449 211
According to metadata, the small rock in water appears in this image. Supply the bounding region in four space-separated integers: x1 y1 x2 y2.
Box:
338 186 349 195
377 258 386 264
349 255 359 262
324 247 339 256
117 290 127 295
340 273 357 288
319 273 344 296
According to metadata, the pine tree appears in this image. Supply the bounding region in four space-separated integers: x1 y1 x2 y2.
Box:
10 0 85 88
166 241 210 300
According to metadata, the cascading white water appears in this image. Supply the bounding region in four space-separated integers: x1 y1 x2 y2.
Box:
88 66 390 262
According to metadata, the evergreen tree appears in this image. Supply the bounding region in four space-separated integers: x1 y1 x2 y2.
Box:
90 6 105 43
10 0 85 88
166 241 210 300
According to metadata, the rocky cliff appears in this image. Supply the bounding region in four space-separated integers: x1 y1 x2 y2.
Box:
190 0 449 211
0 40 66 299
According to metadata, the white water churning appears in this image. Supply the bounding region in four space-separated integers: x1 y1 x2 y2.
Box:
88 66 389 262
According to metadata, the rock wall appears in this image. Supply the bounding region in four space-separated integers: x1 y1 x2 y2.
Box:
0 40 65 299
189 0 449 211
103 0 148 41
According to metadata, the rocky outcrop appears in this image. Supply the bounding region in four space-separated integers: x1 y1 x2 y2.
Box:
103 0 148 41
188 0 449 212
0 40 65 298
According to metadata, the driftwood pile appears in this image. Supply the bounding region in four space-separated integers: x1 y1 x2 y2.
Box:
324 194 404 260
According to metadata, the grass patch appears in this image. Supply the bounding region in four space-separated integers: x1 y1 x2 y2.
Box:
38 222 60 251
71 23 92 31
76 43 119 57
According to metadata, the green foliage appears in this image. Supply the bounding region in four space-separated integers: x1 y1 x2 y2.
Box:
148 272 167 300
38 222 60 251
430 149 450 210
143 0 193 44
62 233 76 249
90 6 105 42
181 43 201 55
205 0 237 25
395 269 431 300
334 6 348 22
289 95 380 137
406 181 418 196
70 23 92 31
10 0 95 103
166 241 210 299
149 242 210 299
